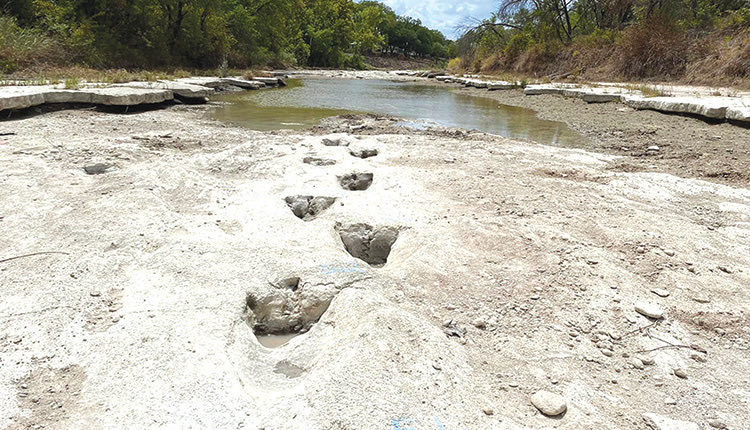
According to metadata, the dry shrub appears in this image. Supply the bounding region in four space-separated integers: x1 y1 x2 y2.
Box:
479 53 503 73
447 57 464 74
513 42 560 74
684 29 750 86
614 16 689 79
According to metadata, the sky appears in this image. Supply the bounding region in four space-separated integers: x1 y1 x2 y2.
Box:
365 0 498 39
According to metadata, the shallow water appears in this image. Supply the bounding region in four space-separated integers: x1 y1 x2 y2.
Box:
256 333 299 348
212 78 587 147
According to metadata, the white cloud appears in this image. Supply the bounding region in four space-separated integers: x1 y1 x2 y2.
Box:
358 0 497 39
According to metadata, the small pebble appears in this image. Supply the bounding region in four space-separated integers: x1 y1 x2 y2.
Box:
530 390 567 416
635 301 664 319
673 368 688 379
651 288 670 297
630 357 645 370
637 355 655 366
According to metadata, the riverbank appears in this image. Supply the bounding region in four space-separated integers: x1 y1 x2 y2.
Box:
288 70 750 187
1 74 749 429
461 86 750 186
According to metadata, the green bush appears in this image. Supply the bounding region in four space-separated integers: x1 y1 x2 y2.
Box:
0 14 59 72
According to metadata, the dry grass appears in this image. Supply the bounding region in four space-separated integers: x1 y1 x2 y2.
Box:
614 17 690 79
460 20 750 90
683 29 750 87
623 83 668 97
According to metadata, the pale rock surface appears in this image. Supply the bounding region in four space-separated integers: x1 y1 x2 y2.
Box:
488 81 516 90
726 104 750 122
0 86 47 110
221 78 265 90
623 95 732 119
348 139 380 159
115 81 215 99
321 133 353 146
642 413 700 430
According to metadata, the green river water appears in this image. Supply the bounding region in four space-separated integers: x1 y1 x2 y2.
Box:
212 77 586 147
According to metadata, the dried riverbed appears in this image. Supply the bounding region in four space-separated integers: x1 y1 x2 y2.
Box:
0 77 749 429
461 85 750 186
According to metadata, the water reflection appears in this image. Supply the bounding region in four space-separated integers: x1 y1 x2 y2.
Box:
211 78 586 147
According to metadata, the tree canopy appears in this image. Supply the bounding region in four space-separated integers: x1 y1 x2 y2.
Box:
0 0 454 71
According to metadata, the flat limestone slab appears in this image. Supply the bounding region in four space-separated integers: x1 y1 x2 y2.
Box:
623 95 732 119
0 86 48 110
562 87 627 103
488 81 516 90
463 79 487 88
115 81 214 99
726 105 750 122
1 85 172 109
86 87 173 106
175 77 227 89
524 84 571 96
580 92 625 103
254 77 280 86
43 89 95 104
221 78 265 90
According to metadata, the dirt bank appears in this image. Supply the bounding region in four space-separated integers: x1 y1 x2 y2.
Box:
460 86 750 186
0 98 749 429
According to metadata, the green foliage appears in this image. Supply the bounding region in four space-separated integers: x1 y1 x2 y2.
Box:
0 14 58 72
63 77 79 89
0 0 453 71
